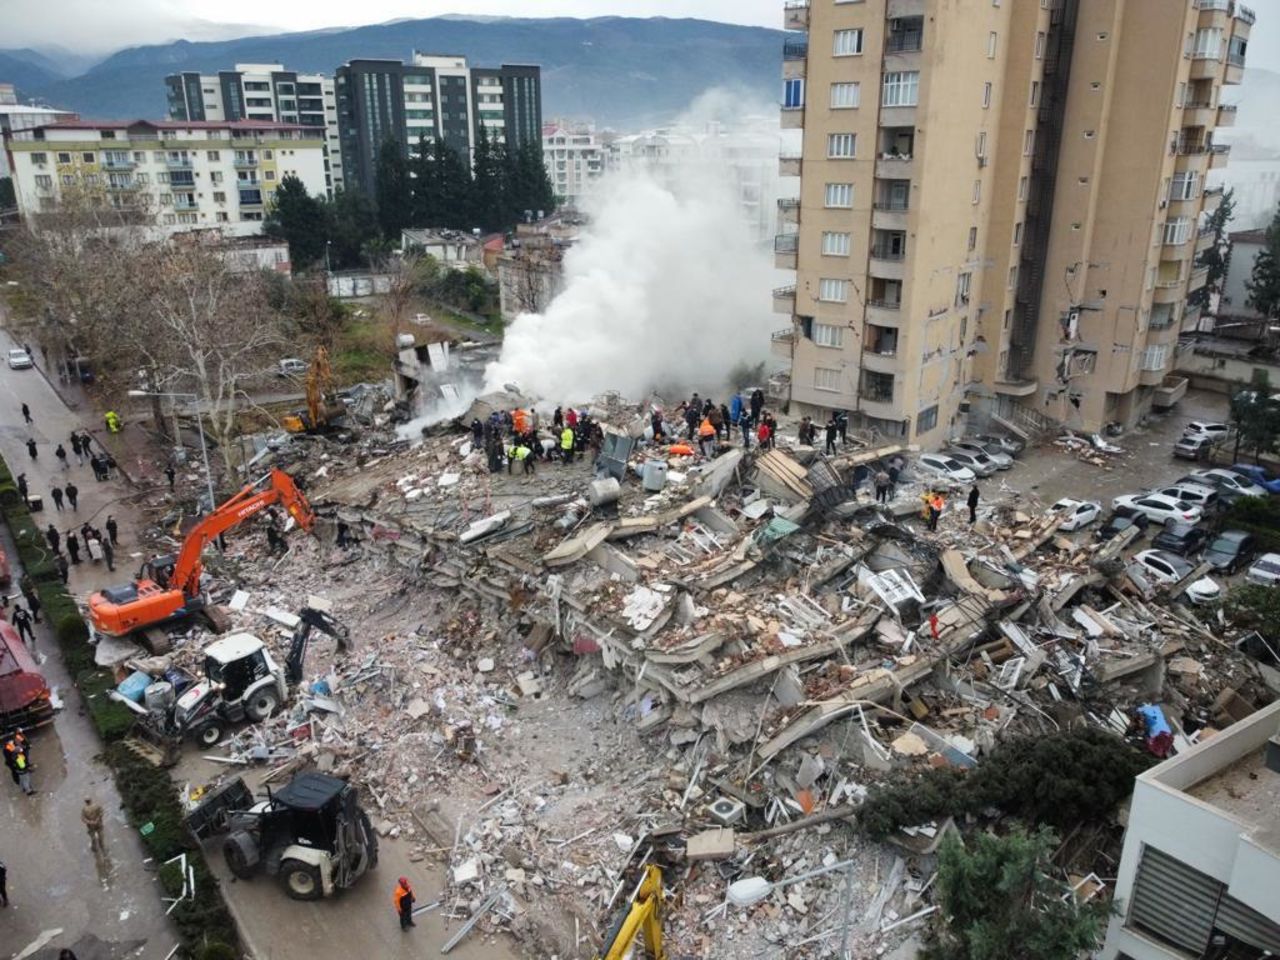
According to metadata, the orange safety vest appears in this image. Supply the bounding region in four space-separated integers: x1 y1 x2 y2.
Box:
699 418 716 438
931 496 944 512
393 883 413 912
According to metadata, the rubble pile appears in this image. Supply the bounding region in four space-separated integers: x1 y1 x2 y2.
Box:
105 396 1278 958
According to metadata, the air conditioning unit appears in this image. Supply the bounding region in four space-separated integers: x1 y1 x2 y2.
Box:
977 155 988 167
1159 199 1168 209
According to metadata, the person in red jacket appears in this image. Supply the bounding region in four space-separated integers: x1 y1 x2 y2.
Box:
393 876 416 929
756 418 772 450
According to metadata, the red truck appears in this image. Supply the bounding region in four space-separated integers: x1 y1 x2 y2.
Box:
0 619 53 735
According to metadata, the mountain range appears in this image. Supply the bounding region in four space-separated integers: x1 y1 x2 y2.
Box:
3 16 786 129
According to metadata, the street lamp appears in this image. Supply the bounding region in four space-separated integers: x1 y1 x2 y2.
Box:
127 389 216 510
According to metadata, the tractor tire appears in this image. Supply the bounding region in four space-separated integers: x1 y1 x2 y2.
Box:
245 688 281 722
194 722 224 748
223 831 260 880
280 859 323 901
360 810 379 870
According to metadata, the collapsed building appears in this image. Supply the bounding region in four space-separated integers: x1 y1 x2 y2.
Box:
104 392 1280 958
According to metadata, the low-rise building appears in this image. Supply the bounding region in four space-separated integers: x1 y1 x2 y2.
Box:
401 228 485 267
1218 228 1268 326
496 213 582 320
1101 699 1280 960
7 119 328 237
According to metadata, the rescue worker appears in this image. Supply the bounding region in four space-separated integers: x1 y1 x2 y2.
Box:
3 736 33 795
749 389 764 426
104 410 121 433
507 443 534 475
81 797 105 853
393 876 416 929
756 417 772 450
824 417 839 456
560 425 575 465
928 493 944 532
967 484 980 524
11 605 33 644
266 525 287 556
698 416 717 457
874 468 891 504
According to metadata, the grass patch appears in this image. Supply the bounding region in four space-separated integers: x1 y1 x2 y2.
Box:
332 317 393 383
432 303 504 337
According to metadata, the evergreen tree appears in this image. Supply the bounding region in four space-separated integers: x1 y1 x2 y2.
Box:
434 139 475 229
472 125 510 231
324 188 380 270
505 140 556 224
0 176 15 211
925 828 1110 960
1190 187 1235 310
409 139 444 227
374 136 412 241
263 174 328 271
1246 206 1280 320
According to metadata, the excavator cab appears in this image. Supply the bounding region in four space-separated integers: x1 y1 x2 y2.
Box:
141 555 177 590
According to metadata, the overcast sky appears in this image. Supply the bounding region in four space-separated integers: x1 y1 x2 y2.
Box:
6 0 1278 71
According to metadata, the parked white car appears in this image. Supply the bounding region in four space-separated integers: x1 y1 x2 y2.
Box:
1182 421 1230 443
1246 553 1280 586
1184 468 1269 500
944 449 998 477
1050 498 1102 532
970 433 1025 456
277 357 308 377
915 453 977 484
6 348 32 369
1132 550 1222 604
1151 483 1219 509
950 440 1013 470
1112 493 1203 526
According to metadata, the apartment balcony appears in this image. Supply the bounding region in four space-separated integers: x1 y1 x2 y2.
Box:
238 190 264 207
174 200 199 211
887 0 925 17
1153 279 1186 304
1209 143 1231 169
1189 56 1222 81
866 299 903 326
879 105 917 129
234 156 260 169
1154 375 1190 409
868 250 906 282
774 233 798 270
1138 366 1169 387
783 0 809 32
1182 101 1216 127
1189 265 1210 291
165 157 193 170
771 326 795 360
861 349 900 374
777 197 800 226
102 158 135 171
1145 320 1182 346
780 104 805 129
1196 228 1215 253
994 377 1039 398
782 37 808 64
779 153 802 177
1203 184 1225 212
1196 0 1231 30
875 155 913 180
773 284 797 314
1173 149 1211 177
856 393 899 421
1236 3 1257 26
1217 103 1238 127
1225 51 1245 84
106 180 138 192
872 202 910 232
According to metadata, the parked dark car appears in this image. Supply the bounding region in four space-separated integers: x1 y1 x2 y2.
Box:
1203 530 1257 575
1097 507 1151 541
1151 522 1209 558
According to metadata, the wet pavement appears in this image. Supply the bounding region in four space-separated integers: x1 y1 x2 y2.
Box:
0 325 175 958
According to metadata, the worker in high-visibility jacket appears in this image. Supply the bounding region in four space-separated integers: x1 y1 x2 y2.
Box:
3 737 33 795
104 410 121 434
698 417 717 457
507 443 534 475
393 876 416 929
560 426 575 465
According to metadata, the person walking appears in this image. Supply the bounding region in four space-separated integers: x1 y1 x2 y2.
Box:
16 473 27 501
3 736 33 795
824 417 838 456
967 485 980 525
66 531 81 565
81 798 105 853
102 537 115 572
105 515 118 545
874 468 891 504
70 433 84 466
887 462 901 499
26 438 37 461
928 493 944 532
50 486 64 511
27 592 41 624
45 524 61 554
55 554 69 585
20 403 32 425
164 464 176 490
54 444 69 470
0 857 7 907
11 606 33 645
393 876 416 929
65 481 78 511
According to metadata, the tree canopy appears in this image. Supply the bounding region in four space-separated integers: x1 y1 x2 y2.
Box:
1189 187 1235 310
263 174 327 271
1246 201 1280 319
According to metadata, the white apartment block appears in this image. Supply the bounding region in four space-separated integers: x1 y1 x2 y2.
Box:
166 64 342 196
542 122 604 203
1101 699 1280 960
0 83 77 179
7 119 328 237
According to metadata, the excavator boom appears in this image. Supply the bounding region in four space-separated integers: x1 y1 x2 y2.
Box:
89 468 314 638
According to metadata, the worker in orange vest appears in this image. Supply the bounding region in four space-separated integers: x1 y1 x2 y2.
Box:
928 493 945 532
393 876 416 929
698 416 717 457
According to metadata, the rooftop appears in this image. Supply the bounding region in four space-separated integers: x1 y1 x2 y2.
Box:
1187 745 1280 842
33 118 311 133
1230 229 1268 245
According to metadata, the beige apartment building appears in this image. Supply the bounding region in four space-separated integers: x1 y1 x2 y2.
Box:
774 0 1253 446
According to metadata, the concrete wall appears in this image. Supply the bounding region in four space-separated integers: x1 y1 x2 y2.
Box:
1221 236 1264 318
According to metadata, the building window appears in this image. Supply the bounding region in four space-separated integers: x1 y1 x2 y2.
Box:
1162 217 1192 245
967 226 978 251
1192 27 1223 58
827 133 856 159
61 174 74 186
987 32 998 58
1035 32 1046 59
1141 343 1170 371
813 323 845 348
30 152 47 165
1013 222 1024 246
213 191 226 203
917 405 939 433
814 367 841 392
972 180 982 204
1030 81 1040 106
1170 171 1200 201
882 71 920 107
956 272 972 305
82 152 95 163
830 82 860 109
976 131 988 160
824 182 853 208
982 82 992 108
57 152 71 164
822 232 851 256
819 278 849 302
834 29 864 56
783 78 805 109
1009 265 1019 289
34 174 52 189
1023 130 1035 156
211 171 223 184
1018 176 1028 200
1003 309 1012 330
207 150 220 161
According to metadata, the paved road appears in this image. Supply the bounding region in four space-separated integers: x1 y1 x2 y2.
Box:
0 326 175 959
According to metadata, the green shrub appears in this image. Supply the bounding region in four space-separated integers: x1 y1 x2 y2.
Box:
0 481 18 506
79 670 134 741
197 943 238 960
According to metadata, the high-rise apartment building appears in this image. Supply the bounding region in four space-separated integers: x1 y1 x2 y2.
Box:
6 119 328 237
774 0 1253 445
542 121 605 204
165 64 343 196
334 54 542 196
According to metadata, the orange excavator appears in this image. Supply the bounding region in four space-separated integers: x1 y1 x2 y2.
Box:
89 468 315 639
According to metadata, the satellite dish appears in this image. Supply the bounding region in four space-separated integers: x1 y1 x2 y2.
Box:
727 876 772 907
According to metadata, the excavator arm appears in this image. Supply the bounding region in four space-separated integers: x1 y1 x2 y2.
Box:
285 607 351 686
171 468 314 597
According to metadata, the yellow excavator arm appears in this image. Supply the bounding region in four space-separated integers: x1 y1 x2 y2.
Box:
597 865 666 960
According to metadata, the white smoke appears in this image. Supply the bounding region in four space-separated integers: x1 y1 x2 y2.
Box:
483 89 789 404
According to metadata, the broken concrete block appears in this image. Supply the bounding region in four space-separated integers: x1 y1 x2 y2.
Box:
405 697 431 720
229 590 250 612
796 753 825 789
515 672 543 697
265 606 301 629
477 658 496 673
686 828 735 861
453 858 481 884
